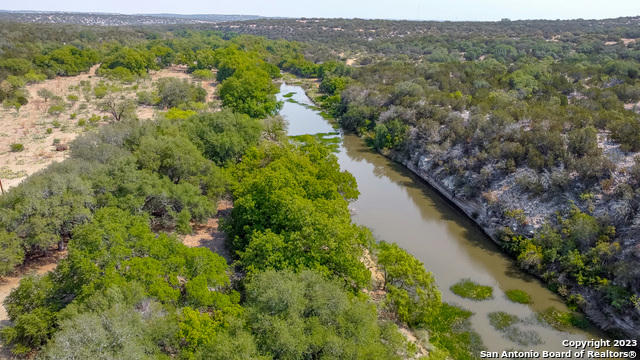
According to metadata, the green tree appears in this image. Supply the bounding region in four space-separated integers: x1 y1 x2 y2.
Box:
376 242 441 326
218 69 280 118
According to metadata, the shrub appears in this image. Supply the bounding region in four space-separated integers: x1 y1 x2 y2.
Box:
191 69 214 81
176 209 193 235
136 91 156 106
156 78 206 109
47 104 65 115
537 307 589 330
10 143 24 152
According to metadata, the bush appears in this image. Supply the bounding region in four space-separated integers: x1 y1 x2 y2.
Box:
136 91 155 106
191 69 214 81
176 209 193 235
0 231 24 276
10 143 24 152
537 307 589 330
450 279 493 300
47 103 65 115
156 78 206 108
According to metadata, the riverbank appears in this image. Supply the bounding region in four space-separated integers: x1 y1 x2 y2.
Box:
284 74 638 342
278 81 623 355
390 147 639 342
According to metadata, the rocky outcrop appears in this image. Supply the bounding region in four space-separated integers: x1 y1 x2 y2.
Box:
387 148 640 342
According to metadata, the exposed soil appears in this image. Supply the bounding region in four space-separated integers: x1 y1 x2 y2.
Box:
182 199 233 264
0 64 217 191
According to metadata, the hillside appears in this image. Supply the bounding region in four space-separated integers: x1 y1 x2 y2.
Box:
0 11 262 26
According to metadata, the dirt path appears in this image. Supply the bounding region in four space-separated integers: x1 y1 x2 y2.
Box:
182 200 233 263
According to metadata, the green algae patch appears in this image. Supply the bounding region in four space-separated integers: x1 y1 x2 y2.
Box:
450 279 493 300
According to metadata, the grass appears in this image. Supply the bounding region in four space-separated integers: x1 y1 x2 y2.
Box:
505 327 543 346
488 311 519 331
282 92 296 98
290 133 341 152
505 289 532 304
450 279 494 300
0 167 27 179
488 312 542 346
537 307 590 330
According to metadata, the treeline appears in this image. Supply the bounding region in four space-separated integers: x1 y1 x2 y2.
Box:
208 17 640 63
322 59 640 320
0 21 308 115
0 23 483 359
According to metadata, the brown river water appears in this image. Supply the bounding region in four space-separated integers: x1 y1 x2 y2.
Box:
278 83 620 358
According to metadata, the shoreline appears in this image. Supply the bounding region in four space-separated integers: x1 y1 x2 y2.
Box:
287 76 638 343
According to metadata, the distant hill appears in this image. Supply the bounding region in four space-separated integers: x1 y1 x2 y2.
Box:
0 11 263 26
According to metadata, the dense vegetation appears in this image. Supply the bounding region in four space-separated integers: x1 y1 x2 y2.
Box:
0 22 484 358
3 13 640 353
223 17 640 338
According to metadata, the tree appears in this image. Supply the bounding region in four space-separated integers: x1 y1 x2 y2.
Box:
99 47 150 79
0 231 24 276
40 303 168 360
99 95 136 122
218 69 280 118
376 242 441 326
181 110 263 165
244 270 408 360
156 77 206 109
226 142 369 287
37 88 54 103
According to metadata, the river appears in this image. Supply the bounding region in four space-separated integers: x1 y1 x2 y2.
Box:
277 82 613 357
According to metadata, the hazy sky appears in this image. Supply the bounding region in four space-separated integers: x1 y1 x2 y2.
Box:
3 0 640 21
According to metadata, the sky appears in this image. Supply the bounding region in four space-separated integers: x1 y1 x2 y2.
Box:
2 0 640 21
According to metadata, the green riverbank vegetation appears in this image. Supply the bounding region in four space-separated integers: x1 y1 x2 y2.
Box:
0 22 483 359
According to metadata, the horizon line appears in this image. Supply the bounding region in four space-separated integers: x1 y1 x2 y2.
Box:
1 9 639 23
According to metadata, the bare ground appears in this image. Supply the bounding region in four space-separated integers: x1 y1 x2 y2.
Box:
0 64 217 191
182 199 233 264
